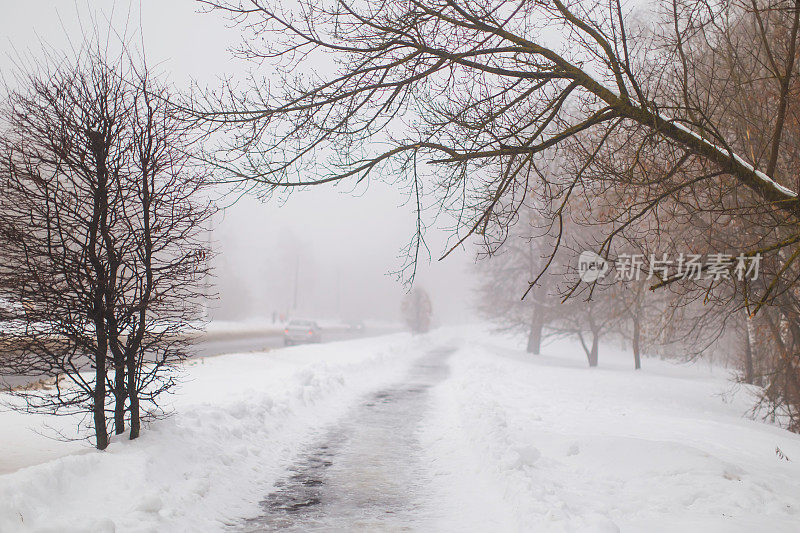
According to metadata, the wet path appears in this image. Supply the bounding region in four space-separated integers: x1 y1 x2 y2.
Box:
239 347 454 532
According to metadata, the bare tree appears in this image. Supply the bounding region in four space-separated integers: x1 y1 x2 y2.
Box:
0 47 214 448
401 286 433 334
193 0 799 288
475 206 561 354
191 0 800 427
552 299 618 367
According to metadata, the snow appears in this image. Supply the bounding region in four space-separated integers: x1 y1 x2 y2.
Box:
0 412 84 476
2 326 800 532
0 333 419 532
671 121 797 198
420 328 800 532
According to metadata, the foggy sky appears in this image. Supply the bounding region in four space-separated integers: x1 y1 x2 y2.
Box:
0 1 477 324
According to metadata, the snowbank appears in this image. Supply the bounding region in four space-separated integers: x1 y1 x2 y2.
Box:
421 328 800 532
0 333 419 532
4 325 800 532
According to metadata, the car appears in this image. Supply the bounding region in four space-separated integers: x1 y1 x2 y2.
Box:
283 319 322 346
345 319 365 334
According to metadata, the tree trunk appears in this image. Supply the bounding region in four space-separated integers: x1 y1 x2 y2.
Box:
587 331 599 367
94 363 108 449
87 127 110 450
126 353 140 440
578 318 601 368
586 314 600 367
632 314 641 370
114 357 126 434
527 310 543 354
92 311 109 450
742 335 754 384
742 314 754 384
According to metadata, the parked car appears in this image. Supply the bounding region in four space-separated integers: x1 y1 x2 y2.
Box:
283 319 322 346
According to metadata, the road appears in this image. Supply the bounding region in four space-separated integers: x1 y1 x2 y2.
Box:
1 325 399 391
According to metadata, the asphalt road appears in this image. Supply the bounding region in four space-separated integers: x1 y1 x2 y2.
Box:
1 326 399 391
190 327 381 358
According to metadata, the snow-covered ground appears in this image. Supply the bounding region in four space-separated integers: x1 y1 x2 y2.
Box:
421 330 800 532
1 326 800 532
0 333 421 532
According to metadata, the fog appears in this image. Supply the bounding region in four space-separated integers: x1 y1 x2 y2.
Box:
4 3 800 528
0 0 476 325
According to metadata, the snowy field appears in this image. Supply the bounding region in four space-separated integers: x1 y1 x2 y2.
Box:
1 327 800 532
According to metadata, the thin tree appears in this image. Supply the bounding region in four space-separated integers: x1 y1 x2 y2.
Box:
476 207 559 354
401 286 433 334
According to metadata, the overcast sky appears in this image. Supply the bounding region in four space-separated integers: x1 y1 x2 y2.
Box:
0 1 477 324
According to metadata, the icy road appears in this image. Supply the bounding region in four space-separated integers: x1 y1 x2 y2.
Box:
2 327 800 532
